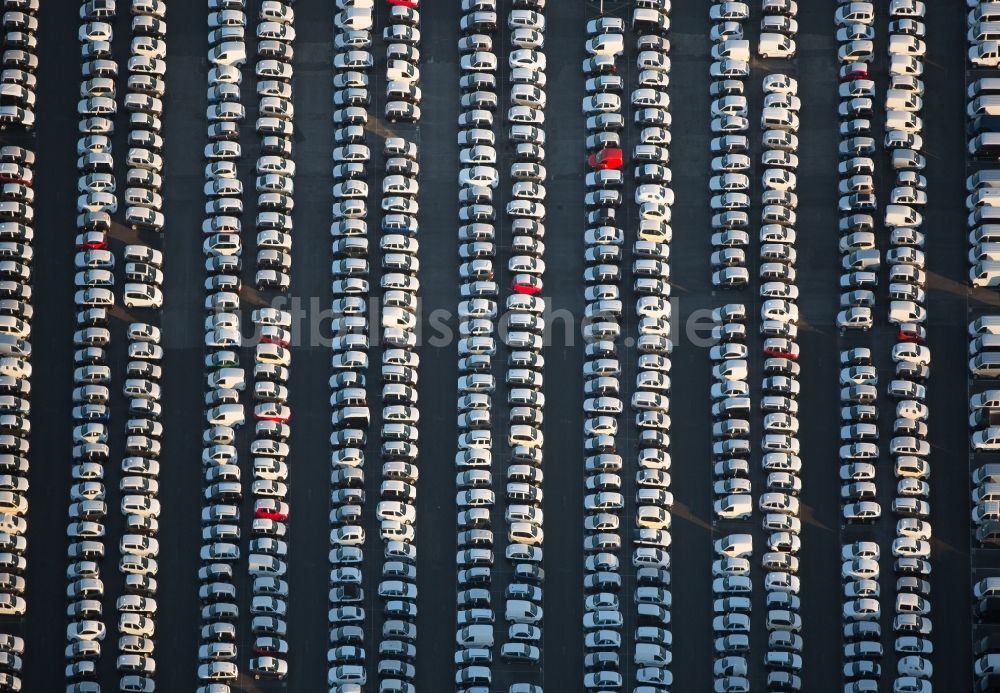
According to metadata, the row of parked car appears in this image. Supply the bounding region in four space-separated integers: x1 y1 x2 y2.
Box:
237 1 297 683
969 1 1000 69
753 67 805 692
835 3 929 331
197 0 245 684
113 17 169 690
116 0 167 237
623 5 675 691
117 25 167 691
880 5 934 692
495 0 547 688
707 1 752 291
327 2 424 689
969 317 1000 559
452 0 547 690
708 308 764 693
757 0 797 58
0 2 35 688
108 317 164 692
706 10 766 693
452 0 500 687
834 2 935 691
364 134 423 691
833 0 879 334
202 0 296 293
326 2 373 689
0 140 30 693
382 0 421 123
969 6 1000 292
197 1 292 687
973 575 1000 689
78 0 165 308
837 347 932 692
67 3 158 691
0 0 37 130
580 6 675 690
586 0 678 685
969 25 1000 685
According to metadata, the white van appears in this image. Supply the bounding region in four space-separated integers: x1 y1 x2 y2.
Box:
971 78 1000 99
208 367 245 391
714 533 753 558
972 242 1000 264
386 60 418 84
506 599 542 624
971 22 1000 44
971 40 1000 67
207 403 245 428
714 39 750 61
972 390 1000 409
0 335 28 360
758 34 795 59
249 554 286 576
208 41 247 66
971 316 1000 336
123 283 162 308
973 3 1000 24
972 207 1000 227
509 424 542 448
888 301 925 325
885 89 923 112
761 107 799 132
971 352 1000 378
0 358 29 379
972 334 1000 355
885 109 922 133
969 170 1000 191
976 576 1000 599
885 204 922 227
334 8 373 31
0 491 25 516
967 188 1000 208
0 317 27 340
255 342 290 366
970 95 1000 117
971 260 1000 287
974 464 1000 486
971 225 1000 244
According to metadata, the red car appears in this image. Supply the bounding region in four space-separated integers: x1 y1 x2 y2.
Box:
588 147 623 170
898 323 926 343
763 338 799 361
764 348 798 360
254 403 290 423
387 0 418 6
255 500 289 521
254 636 289 657
839 63 868 82
512 274 542 295
259 328 289 347
0 177 30 188
75 231 107 250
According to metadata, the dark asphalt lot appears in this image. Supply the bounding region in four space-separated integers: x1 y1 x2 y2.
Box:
8 1 978 691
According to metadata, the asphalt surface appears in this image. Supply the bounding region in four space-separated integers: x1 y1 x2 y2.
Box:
8 1 977 692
